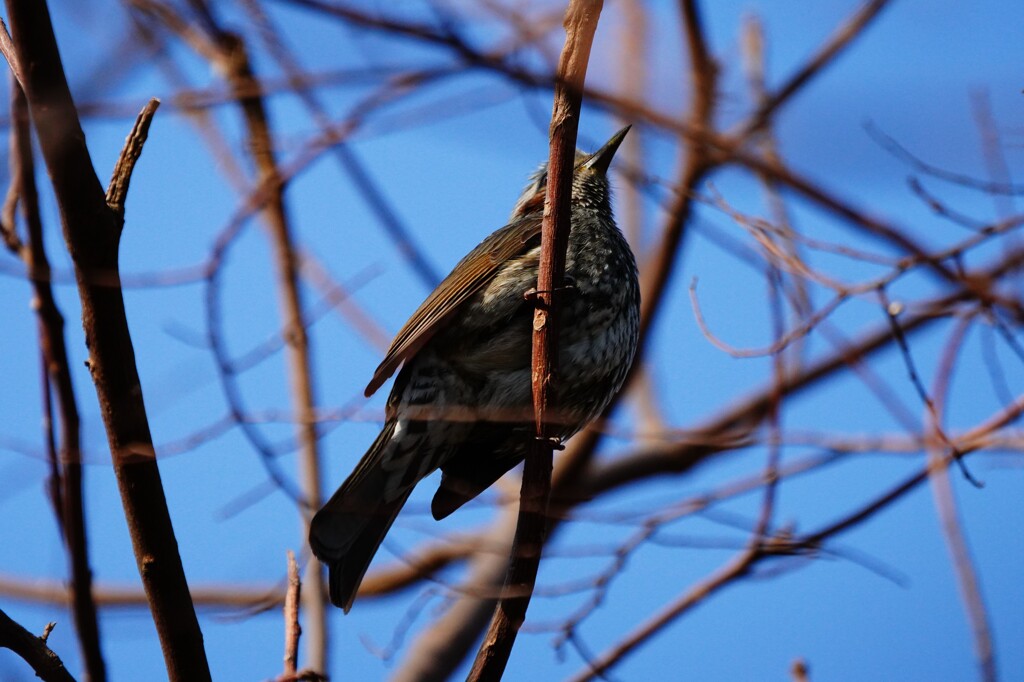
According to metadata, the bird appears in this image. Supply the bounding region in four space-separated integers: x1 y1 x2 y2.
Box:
309 126 640 612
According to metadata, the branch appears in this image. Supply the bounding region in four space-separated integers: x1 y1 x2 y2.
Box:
630 0 717 370
238 0 440 288
582 243 1024 497
135 0 330 667
0 18 24 88
106 97 160 216
928 321 996 681
0 609 76 682
8 75 106 682
570 544 759 682
468 2 604 678
390 515 516 682
283 550 301 677
3 1 210 679
737 0 893 137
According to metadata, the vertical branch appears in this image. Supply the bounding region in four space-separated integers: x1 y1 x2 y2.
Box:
283 550 301 678
928 320 997 682
741 13 813 364
133 0 331 666
403 4 721 677
614 0 647 249
8 76 106 682
742 14 787 541
3 2 210 680
217 33 330 675
632 0 717 360
969 89 1015 220
614 2 668 440
467 1 604 679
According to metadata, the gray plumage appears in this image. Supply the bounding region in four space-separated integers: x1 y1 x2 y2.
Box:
310 127 640 611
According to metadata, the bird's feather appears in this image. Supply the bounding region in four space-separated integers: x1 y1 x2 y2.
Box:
365 217 544 397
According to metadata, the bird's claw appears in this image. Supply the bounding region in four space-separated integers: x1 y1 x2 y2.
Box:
523 277 577 302
536 436 565 451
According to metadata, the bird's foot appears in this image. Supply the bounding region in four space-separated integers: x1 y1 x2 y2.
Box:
523 276 576 302
537 436 566 451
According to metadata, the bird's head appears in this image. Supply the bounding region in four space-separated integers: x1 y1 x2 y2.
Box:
509 125 630 220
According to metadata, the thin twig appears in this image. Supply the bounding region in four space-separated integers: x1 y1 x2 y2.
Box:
866 119 1024 196
0 18 24 88
138 2 330 666
878 287 982 487
9 75 106 681
239 0 441 288
283 550 302 677
927 321 997 682
0 609 76 682
737 0 893 137
106 97 160 216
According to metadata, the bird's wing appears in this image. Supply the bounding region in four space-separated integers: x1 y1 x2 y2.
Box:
364 217 543 397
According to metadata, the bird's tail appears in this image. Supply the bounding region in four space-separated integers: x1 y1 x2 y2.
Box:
309 422 415 612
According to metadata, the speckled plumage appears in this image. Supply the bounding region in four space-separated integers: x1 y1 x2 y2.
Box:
310 127 640 611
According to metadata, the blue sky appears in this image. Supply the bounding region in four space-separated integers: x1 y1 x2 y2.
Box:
1 0 1023 680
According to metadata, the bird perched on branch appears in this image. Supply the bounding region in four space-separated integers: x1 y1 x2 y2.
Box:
310 127 640 611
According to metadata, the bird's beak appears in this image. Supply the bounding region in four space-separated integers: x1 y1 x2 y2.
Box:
583 125 631 175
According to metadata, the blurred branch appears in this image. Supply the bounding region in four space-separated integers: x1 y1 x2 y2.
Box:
631 0 717 355
3 1 209 679
570 537 762 682
970 88 1018 219
866 119 1024 197
0 609 75 682
0 533 477 608
240 0 441 289
132 0 330 668
736 0 893 137
583 246 1024 503
7 77 106 682
928 321 997 681
394 514 517 682
572 411 1012 682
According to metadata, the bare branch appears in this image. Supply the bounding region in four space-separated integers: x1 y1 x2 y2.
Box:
569 543 761 682
0 18 24 88
738 0 893 137
134 0 331 666
3 1 210 678
106 97 160 216
0 609 76 682
8 75 106 682
283 551 302 677
928 321 997 681
468 2 604 678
